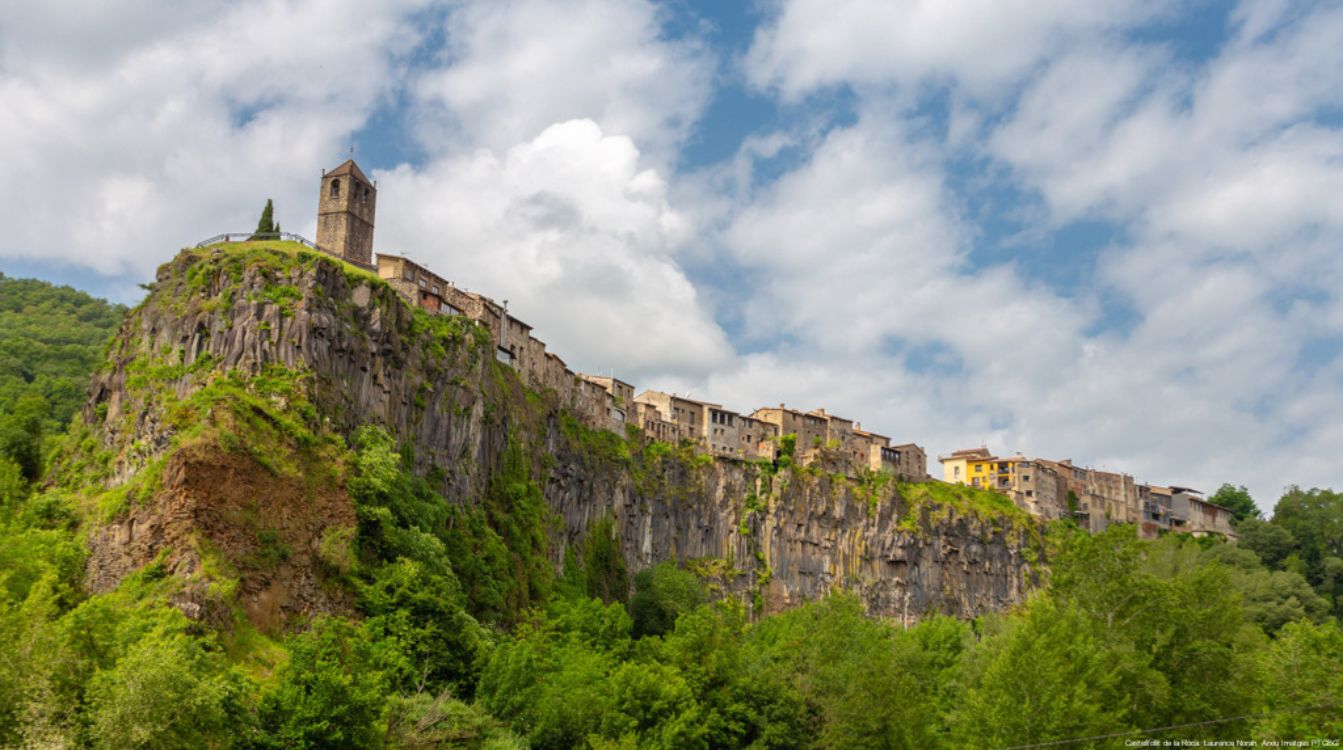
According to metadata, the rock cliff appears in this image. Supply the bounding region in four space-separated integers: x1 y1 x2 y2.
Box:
67 243 1042 628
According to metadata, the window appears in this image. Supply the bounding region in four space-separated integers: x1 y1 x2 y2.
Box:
1022 475 1030 482
954 466 961 478
432 285 440 295
1025 490 1034 497
418 279 426 288
402 267 414 282
330 179 341 198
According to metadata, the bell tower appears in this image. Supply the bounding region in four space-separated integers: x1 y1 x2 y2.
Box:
316 159 376 266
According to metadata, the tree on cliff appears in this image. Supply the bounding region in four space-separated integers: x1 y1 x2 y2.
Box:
253 199 276 238
1209 483 1259 523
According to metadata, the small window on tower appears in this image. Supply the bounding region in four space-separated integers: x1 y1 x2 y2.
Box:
331 179 341 198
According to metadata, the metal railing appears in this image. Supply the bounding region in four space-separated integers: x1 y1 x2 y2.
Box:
195 232 323 250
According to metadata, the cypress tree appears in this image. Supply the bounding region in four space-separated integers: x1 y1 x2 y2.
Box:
253 199 275 238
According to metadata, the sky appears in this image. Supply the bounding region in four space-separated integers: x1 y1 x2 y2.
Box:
2 0 1341 511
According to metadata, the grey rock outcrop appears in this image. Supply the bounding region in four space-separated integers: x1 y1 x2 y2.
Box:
79 247 1041 623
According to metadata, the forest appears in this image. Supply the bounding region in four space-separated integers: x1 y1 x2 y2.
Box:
0 273 1340 749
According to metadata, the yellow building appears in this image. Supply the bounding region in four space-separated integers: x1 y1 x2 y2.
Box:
938 447 1022 490
938 447 1066 518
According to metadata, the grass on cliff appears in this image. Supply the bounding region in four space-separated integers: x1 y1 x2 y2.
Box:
902 481 1036 540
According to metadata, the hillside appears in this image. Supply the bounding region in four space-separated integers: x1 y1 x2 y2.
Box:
0 245 1339 747
0 272 125 483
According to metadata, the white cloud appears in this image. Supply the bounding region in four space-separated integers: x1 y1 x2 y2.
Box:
989 0 1343 249
745 0 1160 100
412 0 714 160
375 119 732 379
2 0 1340 513
0 0 428 278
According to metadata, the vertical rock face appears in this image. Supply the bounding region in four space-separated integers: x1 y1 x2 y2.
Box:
76 246 1041 625
544 454 1038 621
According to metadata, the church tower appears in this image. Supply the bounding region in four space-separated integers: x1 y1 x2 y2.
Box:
316 159 376 266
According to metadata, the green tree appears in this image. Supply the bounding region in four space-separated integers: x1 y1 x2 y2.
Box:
953 597 1129 747
84 631 250 750
1236 517 1298 568
256 617 388 750
747 594 948 749
1209 483 1260 523
628 562 705 638
253 198 276 237
1253 620 1343 738
0 394 48 481
1202 545 1329 633
356 558 485 696
0 457 26 510
1272 486 1343 614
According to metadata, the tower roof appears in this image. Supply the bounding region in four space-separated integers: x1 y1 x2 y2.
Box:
327 159 371 184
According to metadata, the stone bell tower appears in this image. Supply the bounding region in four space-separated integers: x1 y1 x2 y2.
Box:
316 159 376 266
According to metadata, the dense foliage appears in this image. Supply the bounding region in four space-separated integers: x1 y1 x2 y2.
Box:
1225 485 1343 618
0 273 124 483
1 273 1340 747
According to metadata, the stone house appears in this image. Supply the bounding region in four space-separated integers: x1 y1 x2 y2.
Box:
1134 485 1236 539
1186 495 1237 538
737 415 780 460
889 443 929 484
854 427 892 471
635 401 681 443
582 375 636 432
581 376 634 426
705 406 743 457
750 405 829 462
1031 459 1140 533
376 255 465 317
811 408 855 453
634 391 717 444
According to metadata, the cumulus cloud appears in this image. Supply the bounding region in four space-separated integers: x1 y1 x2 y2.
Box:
2 0 1340 511
374 119 732 379
413 0 714 160
0 0 428 279
988 2 1343 250
745 0 1161 99
720 0 1343 505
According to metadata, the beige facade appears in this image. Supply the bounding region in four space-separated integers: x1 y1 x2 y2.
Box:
635 391 719 446
376 255 465 317
751 405 829 462
737 415 780 460
582 375 635 432
636 401 681 443
317 160 376 268
811 408 855 453
1033 459 1139 532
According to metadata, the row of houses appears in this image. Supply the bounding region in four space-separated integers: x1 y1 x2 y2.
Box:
938 448 1237 538
375 253 929 480
310 162 1226 531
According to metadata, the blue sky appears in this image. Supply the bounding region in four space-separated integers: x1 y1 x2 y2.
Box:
2 0 1341 509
